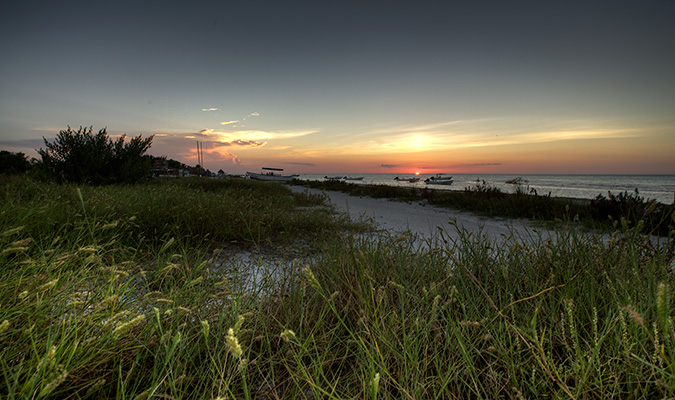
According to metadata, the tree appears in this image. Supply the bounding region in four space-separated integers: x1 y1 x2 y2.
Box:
0 150 32 175
37 126 154 184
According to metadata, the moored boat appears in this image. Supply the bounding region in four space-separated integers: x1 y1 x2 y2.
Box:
343 176 364 181
394 176 420 183
246 167 298 182
424 174 453 185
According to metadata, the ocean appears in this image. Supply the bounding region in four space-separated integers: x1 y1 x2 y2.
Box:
297 174 675 205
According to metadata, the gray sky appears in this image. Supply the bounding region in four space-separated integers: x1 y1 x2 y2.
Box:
2 0 674 174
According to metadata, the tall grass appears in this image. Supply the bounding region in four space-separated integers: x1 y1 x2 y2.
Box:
1 177 673 399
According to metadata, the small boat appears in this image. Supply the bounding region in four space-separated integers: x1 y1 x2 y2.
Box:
424 174 454 185
394 176 420 183
343 176 364 181
324 176 344 181
246 167 298 182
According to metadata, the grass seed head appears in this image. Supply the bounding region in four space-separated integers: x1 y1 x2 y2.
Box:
371 372 381 395
280 329 296 343
387 280 405 292
3 247 28 256
233 314 245 333
201 320 210 339
78 245 99 254
187 276 204 287
38 365 68 397
302 267 321 291
10 237 33 247
620 305 644 326
226 328 243 358
0 319 9 334
37 279 58 293
1 226 24 237
656 282 669 320
160 330 173 344
101 221 119 230
132 388 151 400
113 314 146 338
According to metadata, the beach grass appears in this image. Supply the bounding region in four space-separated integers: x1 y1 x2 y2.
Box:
1 177 674 399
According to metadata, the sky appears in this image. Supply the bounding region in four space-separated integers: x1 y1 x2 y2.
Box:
1 0 674 175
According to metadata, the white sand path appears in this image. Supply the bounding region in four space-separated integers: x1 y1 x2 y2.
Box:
290 186 550 243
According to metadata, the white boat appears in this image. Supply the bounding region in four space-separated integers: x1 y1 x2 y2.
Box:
343 176 364 181
394 176 420 183
424 174 453 185
246 167 298 182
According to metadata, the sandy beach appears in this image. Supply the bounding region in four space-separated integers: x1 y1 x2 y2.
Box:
290 186 551 243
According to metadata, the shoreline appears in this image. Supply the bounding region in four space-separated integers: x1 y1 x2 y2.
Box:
294 174 674 205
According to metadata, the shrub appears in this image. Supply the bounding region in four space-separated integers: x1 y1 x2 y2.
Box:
36 126 153 184
0 151 32 175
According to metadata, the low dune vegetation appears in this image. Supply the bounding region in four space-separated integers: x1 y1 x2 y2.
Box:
294 179 675 237
1 177 674 399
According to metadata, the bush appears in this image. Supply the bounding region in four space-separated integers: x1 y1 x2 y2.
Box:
36 126 153 184
0 151 31 175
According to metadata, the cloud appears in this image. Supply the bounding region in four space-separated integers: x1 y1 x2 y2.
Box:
380 164 398 168
201 108 220 112
212 149 241 165
242 112 260 121
220 120 238 125
215 140 266 148
288 162 315 166
223 129 316 141
175 128 316 145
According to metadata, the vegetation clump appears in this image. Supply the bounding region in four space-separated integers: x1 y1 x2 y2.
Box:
590 189 673 236
36 126 154 184
0 150 32 175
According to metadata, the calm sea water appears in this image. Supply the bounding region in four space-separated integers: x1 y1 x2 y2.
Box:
298 174 675 204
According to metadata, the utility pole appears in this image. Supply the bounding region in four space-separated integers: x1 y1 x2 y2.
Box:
196 141 205 176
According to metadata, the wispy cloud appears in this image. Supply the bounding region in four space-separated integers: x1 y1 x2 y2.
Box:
201 107 220 112
341 118 641 154
223 129 316 141
155 128 317 160
211 149 241 165
220 120 238 125
380 164 398 168
241 112 260 121
288 162 315 166
215 140 266 148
